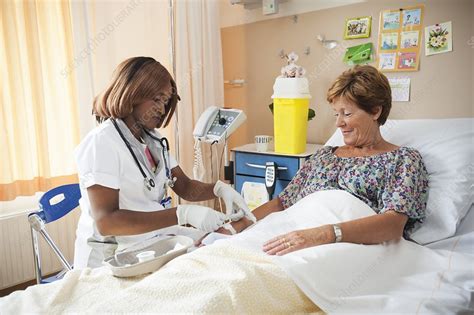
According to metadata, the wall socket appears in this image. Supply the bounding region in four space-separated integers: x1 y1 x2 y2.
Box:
262 0 278 15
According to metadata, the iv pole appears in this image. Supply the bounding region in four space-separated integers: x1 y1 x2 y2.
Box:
169 0 178 163
168 0 181 203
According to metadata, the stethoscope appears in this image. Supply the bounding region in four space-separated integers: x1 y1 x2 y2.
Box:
111 119 176 194
142 128 177 189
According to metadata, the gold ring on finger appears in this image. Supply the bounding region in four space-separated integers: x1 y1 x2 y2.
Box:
286 242 291 248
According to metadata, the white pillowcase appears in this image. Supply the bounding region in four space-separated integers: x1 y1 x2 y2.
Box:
325 118 473 244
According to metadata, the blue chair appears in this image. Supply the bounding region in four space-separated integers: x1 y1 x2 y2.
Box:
28 183 81 284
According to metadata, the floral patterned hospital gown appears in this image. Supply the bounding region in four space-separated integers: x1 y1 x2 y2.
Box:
278 146 429 237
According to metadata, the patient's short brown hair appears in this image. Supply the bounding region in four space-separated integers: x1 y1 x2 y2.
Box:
327 65 391 125
93 56 179 127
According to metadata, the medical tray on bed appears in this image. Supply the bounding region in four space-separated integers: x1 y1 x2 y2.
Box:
104 235 194 278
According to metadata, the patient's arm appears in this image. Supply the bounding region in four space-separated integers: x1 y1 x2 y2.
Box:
264 210 408 255
253 197 284 220
336 210 408 244
216 197 285 234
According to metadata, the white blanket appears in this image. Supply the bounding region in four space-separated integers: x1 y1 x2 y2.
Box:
1 190 472 314
225 190 474 314
0 240 320 313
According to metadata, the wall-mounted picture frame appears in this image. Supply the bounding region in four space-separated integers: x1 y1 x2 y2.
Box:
344 16 372 39
402 8 422 27
401 30 420 48
425 21 452 56
382 11 400 30
398 52 418 70
381 32 399 50
377 4 424 72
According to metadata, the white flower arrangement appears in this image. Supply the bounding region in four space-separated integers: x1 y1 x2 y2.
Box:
279 52 306 78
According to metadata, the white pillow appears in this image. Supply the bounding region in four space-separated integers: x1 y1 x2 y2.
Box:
325 118 473 244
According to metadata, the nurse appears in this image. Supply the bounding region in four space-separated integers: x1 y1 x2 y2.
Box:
74 56 254 268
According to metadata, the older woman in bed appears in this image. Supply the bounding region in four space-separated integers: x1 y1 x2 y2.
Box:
222 65 429 255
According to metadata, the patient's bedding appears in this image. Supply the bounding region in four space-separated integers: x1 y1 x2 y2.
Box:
279 146 429 235
1 244 319 313
252 191 473 314
1 190 472 314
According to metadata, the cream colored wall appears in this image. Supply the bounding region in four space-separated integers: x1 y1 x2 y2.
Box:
219 0 365 28
221 0 473 147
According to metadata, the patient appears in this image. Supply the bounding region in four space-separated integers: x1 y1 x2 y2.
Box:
220 65 429 255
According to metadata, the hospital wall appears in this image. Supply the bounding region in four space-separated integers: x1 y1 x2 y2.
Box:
221 0 473 148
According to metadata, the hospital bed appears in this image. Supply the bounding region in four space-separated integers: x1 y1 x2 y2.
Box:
0 118 472 314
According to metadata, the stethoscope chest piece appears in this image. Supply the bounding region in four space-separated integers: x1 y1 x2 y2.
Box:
144 178 155 191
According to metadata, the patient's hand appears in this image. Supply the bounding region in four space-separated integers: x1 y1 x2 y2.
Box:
263 225 334 256
216 216 254 235
194 217 254 246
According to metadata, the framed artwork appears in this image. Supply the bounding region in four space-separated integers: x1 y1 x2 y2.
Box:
425 21 452 56
381 33 399 50
401 31 420 48
379 53 396 70
402 8 422 27
377 5 424 72
398 52 418 70
382 12 400 30
344 16 372 39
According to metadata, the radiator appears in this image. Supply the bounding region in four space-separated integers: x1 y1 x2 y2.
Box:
0 209 80 289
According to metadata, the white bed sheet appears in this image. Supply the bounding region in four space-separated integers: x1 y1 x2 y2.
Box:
457 205 474 235
226 191 474 314
426 205 474 255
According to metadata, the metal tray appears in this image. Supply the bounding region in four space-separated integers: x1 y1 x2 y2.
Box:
104 235 194 278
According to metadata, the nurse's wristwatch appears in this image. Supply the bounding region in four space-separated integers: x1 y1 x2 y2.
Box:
332 224 343 243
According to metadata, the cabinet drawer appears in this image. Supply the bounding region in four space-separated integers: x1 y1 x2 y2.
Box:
235 152 299 181
235 175 290 197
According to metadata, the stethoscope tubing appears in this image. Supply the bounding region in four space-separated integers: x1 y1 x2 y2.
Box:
143 129 172 181
111 118 172 189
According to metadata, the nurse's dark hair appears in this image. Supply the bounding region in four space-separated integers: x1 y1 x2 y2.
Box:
326 65 391 125
92 56 180 127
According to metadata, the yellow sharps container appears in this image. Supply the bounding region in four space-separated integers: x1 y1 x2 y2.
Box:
271 77 311 154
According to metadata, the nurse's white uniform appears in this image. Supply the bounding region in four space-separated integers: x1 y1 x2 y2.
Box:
73 119 179 269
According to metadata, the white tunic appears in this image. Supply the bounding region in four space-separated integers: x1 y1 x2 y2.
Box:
73 119 178 269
